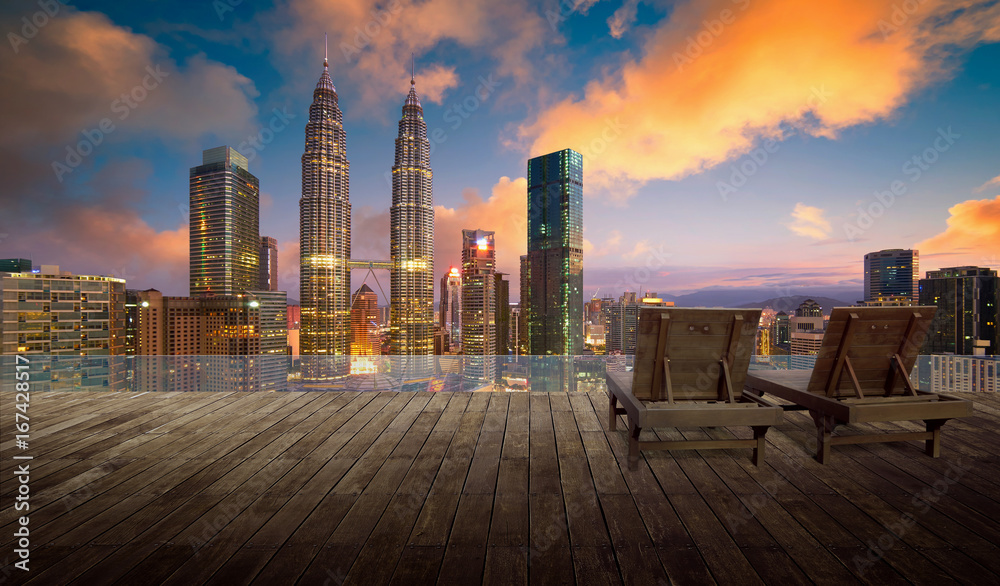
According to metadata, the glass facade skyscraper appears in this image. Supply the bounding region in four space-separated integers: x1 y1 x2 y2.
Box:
440 267 461 352
919 266 999 355
189 146 259 296
864 249 919 303
390 75 434 369
526 148 584 357
300 53 351 380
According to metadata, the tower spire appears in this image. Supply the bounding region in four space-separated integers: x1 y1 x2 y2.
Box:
410 53 414 85
324 33 328 67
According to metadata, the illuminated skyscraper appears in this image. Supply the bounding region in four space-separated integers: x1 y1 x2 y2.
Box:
526 148 584 356
864 249 919 304
390 72 434 366
300 50 351 379
440 267 461 351
189 146 259 296
462 229 496 386
259 236 278 291
351 284 379 356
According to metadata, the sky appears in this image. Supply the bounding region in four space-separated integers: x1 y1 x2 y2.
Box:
1 0 999 305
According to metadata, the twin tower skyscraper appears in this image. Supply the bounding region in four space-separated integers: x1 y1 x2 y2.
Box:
299 51 433 380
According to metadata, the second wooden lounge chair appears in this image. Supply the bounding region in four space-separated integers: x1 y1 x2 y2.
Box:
606 307 783 470
744 306 972 463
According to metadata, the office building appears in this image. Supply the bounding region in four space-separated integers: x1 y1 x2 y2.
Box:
190 146 260 296
440 267 461 352
773 311 790 346
0 259 32 272
795 299 823 318
252 290 288 391
1 266 126 390
919 266 999 355
390 73 434 363
260 236 279 291
495 273 510 357
526 148 584 358
518 255 529 354
351 284 379 356
865 249 919 304
926 355 999 393
300 51 352 379
461 229 497 386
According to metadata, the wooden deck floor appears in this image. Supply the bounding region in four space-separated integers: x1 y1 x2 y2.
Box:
2 390 1000 585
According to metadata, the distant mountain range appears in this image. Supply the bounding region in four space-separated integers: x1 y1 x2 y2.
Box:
649 288 859 313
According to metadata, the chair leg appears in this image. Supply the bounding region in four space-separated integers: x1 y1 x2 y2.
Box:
628 420 642 471
751 426 768 466
608 393 618 432
925 419 945 458
811 411 835 464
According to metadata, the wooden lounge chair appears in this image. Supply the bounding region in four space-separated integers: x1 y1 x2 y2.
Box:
744 306 972 463
606 307 783 470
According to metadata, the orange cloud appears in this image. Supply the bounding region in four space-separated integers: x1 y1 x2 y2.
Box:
434 176 528 278
518 0 1000 201
915 196 1000 269
277 0 546 111
786 203 832 239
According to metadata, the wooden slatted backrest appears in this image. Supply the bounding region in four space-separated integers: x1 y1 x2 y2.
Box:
631 307 762 401
805 306 936 398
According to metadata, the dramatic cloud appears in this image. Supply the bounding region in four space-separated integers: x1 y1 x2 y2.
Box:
786 203 832 239
0 159 188 294
915 196 1000 269
275 0 547 112
518 0 1000 201
434 176 528 278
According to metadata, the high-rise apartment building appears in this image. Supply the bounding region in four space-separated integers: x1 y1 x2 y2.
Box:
259 236 279 291
300 51 351 379
518 255 529 354
190 146 260 296
919 266 999 355
526 149 584 358
795 299 823 318
865 249 919 303
440 267 461 352
351 284 379 356
252 290 288 391
461 229 497 386
390 74 434 363
1 266 126 390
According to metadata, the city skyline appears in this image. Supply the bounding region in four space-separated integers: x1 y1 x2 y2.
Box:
2 1 1000 305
